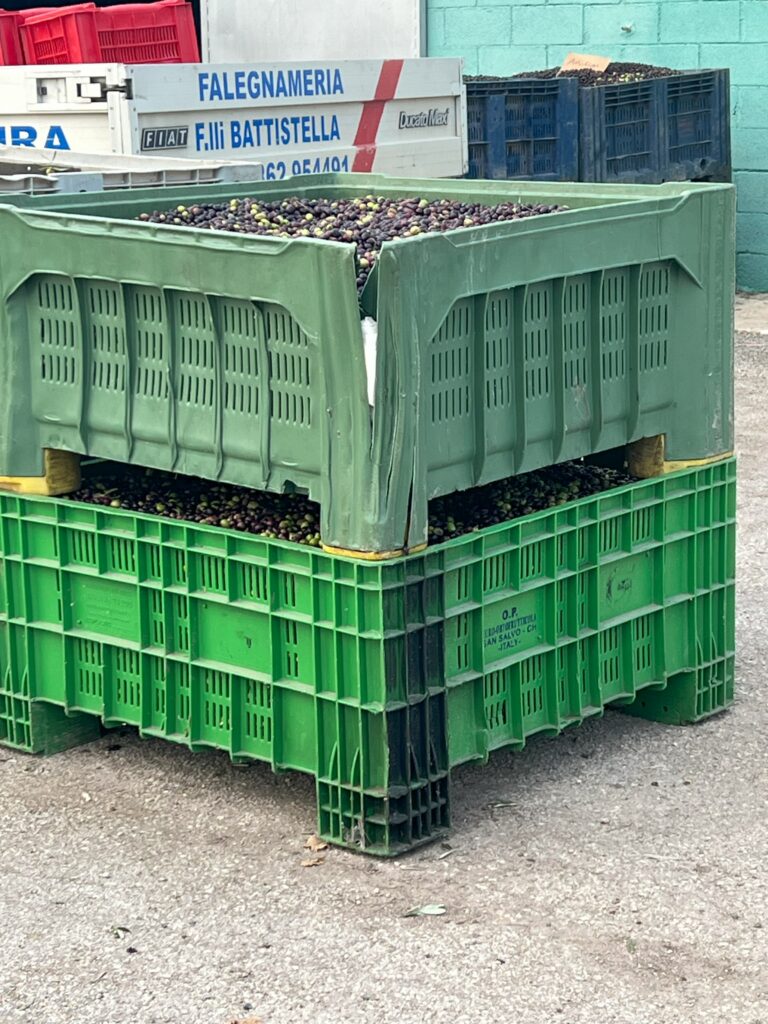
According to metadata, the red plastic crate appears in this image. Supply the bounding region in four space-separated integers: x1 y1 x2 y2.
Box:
20 0 199 65
0 11 23 65
96 0 199 63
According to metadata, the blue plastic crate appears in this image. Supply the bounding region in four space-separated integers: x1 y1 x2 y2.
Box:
664 70 731 181
465 70 730 185
465 77 579 181
579 70 731 184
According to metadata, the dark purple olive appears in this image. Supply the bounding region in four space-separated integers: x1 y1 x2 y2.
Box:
137 194 566 294
67 459 634 549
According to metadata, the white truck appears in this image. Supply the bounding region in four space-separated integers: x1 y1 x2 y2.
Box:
0 58 467 180
200 0 426 62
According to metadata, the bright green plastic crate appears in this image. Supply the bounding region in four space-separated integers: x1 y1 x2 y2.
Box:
0 174 734 555
0 459 736 854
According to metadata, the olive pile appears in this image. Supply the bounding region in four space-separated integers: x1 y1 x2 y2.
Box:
71 465 323 545
428 462 634 543
69 461 634 548
467 62 680 88
137 195 565 292
520 62 678 87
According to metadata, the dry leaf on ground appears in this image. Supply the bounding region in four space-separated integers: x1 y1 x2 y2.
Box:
301 856 325 868
304 834 329 852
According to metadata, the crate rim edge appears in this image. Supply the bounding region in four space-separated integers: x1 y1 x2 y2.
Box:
0 456 736 567
0 175 736 257
0 171 735 206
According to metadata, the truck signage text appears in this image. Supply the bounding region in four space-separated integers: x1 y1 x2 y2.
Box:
141 126 190 151
198 68 345 103
0 124 70 150
398 108 450 129
194 114 340 152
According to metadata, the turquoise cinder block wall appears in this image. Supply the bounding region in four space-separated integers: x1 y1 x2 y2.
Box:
428 0 767 292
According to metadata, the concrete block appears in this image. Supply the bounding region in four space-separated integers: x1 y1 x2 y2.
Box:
737 252 768 291
512 4 583 45
660 2 739 44
733 128 768 170
742 1 768 42
734 86 768 129
445 6 512 46
735 170 768 213
478 44 548 75
700 44 767 85
737 211 768 255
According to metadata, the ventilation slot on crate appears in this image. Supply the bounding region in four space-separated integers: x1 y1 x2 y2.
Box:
429 300 473 424
222 300 260 417
483 553 508 594
203 669 231 738
243 679 272 755
197 554 226 594
520 655 545 726
520 542 544 582
453 565 470 606
172 594 190 653
283 619 300 679
603 84 653 174
173 662 191 732
146 544 163 582
632 614 654 676
86 282 126 394
600 270 628 382
35 277 78 388
107 536 136 576
599 517 621 555
562 276 589 391
239 563 268 604
114 648 142 715
175 294 216 409
668 75 715 163
132 286 169 401
148 589 165 647
484 293 513 411
599 627 621 693
523 285 552 401
639 263 671 374
170 548 187 587
265 306 313 428
75 637 103 707
632 506 653 545
68 530 97 568
452 613 470 674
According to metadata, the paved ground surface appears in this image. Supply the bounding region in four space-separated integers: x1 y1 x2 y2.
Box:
1 314 766 1024
735 293 768 335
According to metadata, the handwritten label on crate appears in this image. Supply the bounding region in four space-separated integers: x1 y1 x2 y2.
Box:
559 52 612 74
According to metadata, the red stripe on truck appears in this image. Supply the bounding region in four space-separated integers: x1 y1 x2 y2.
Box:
352 59 404 173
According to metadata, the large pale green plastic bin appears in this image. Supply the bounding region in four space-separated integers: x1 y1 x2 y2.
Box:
0 175 734 555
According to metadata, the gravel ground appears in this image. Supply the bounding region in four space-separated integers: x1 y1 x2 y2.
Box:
0 331 766 1024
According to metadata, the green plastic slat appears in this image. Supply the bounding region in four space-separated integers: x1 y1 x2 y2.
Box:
0 173 734 554
0 459 736 854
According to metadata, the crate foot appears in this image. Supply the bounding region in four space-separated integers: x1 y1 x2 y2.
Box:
315 775 451 855
627 435 733 479
0 450 80 496
1 698 101 755
618 660 734 726
313 687 452 854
